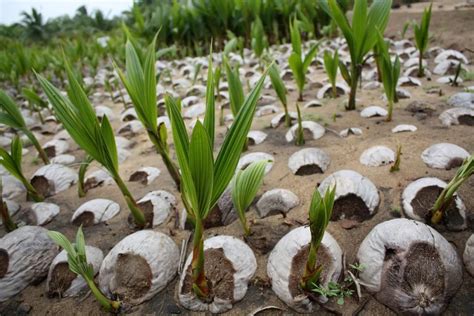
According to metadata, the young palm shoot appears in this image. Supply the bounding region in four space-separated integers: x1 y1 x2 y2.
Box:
295 104 305 146
413 4 432 78
0 136 44 202
324 0 392 110
36 59 147 228
301 186 336 292
289 18 319 101
0 178 17 232
390 144 402 173
48 228 121 312
165 58 267 299
0 90 50 165
431 156 474 225
377 33 401 122
323 50 339 98
251 16 268 67
268 63 290 127
232 160 267 237
78 155 93 198
115 36 181 189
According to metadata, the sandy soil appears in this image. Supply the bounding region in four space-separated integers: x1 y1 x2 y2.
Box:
1 2 473 316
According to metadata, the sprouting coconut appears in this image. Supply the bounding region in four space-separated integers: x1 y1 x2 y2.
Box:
99 230 179 306
402 177 467 231
285 121 325 143
421 143 469 170
128 167 161 185
237 152 274 174
256 188 300 218
71 199 121 226
30 164 78 198
357 218 462 315
439 108 474 126
359 146 395 167
247 130 267 145
178 235 257 313
17 202 60 226
134 190 176 227
0 226 58 302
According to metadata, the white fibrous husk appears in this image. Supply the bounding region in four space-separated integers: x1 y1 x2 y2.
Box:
267 226 342 313
434 49 469 64
288 148 331 175
117 148 131 163
30 202 60 225
184 103 205 119
363 81 382 90
0 226 58 302
120 108 138 121
447 92 474 109
1 175 25 199
303 100 323 108
401 177 467 231
95 106 115 120
30 164 78 197
285 121 325 143
42 139 69 158
255 105 280 117
46 246 103 297
360 106 388 118
247 130 267 145
439 107 474 126
99 230 179 305
118 121 144 135
359 146 395 167
339 127 362 137
71 199 121 225
433 60 462 76
436 75 463 84
317 83 349 99
318 170 379 218
137 190 176 227
237 152 274 174
391 124 417 133
256 189 300 218
397 76 422 87
464 235 474 276
84 169 114 190
129 167 161 185
50 154 76 165
357 218 462 315
178 235 257 313
271 112 297 128
182 95 200 107
115 136 133 149
421 143 470 170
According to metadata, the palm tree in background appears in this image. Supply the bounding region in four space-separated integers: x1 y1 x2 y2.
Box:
21 8 46 41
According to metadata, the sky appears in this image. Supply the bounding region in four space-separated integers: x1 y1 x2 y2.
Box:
0 0 133 25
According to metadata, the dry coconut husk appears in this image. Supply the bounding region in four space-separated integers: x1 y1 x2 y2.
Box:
464 235 474 276
267 226 342 313
30 164 78 197
357 218 462 315
178 235 257 313
0 226 58 302
99 230 179 306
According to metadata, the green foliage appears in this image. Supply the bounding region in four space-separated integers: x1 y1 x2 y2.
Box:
36 58 146 227
0 136 43 202
78 155 93 198
323 0 392 110
165 61 268 297
376 32 400 122
225 60 245 116
48 227 121 312
323 50 339 98
432 156 474 224
312 281 354 305
413 4 432 77
289 17 319 101
232 160 267 236
268 63 290 127
295 104 305 146
301 186 336 291
251 16 268 59
0 178 17 232
390 144 402 172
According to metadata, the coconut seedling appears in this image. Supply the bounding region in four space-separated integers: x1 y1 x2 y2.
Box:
232 160 267 237
295 104 305 146
288 17 319 101
301 186 336 291
390 144 402 172
431 155 473 225
225 59 245 119
268 63 290 127
22 87 49 124
377 32 401 122
48 227 121 312
324 0 392 110
115 36 181 189
323 50 339 98
413 3 432 77
78 155 93 198
0 178 17 232
36 59 147 228
165 58 267 298
251 16 268 67
0 90 50 165
0 136 44 202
